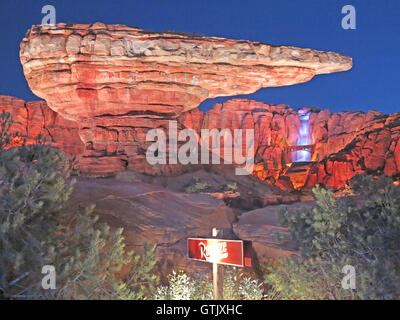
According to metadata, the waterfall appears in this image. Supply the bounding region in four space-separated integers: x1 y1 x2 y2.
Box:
295 109 311 162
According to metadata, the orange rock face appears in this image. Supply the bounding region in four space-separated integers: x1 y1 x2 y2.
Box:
183 100 400 190
0 95 84 156
14 22 399 189
20 23 352 120
181 99 301 176
19 23 352 175
312 112 400 189
2 93 399 190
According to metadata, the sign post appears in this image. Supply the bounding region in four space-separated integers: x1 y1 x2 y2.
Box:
187 227 252 300
212 228 224 300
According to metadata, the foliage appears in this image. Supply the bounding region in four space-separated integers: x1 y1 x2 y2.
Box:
154 268 264 300
154 270 213 300
0 112 158 299
281 136 288 147
280 152 286 167
185 177 211 193
223 267 265 300
254 152 263 164
265 174 400 299
254 152 269 170
0 110 13 149
265 258 352 300
224 182 238 192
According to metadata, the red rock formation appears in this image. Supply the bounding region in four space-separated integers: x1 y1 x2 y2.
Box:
182 100 400 190
20 23 352 175
69 177 237 276
233 201 315 260
0 95 84 155
2 93 399 190
312 112 400 189
181 99 300 177
13 22 399 189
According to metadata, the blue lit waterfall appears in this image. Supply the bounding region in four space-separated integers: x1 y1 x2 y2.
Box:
295 109 311 162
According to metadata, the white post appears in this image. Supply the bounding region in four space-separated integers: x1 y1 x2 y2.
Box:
212 227 224 300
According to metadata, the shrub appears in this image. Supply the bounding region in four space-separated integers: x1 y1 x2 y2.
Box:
265 174 400 299
224 182 239 192
154 271 212 300
154 268 264 300
0 112 158 299
185 177 211 193
223 267 265 300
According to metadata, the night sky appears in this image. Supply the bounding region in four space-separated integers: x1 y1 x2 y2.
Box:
1 0 399 114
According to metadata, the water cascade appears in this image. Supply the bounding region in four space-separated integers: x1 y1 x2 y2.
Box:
294 109 311 162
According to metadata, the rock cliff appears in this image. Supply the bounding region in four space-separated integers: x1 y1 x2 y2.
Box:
2 94 399 190
182 99 400 190
6 22 397 190
0 95 83 155
19 22 352 176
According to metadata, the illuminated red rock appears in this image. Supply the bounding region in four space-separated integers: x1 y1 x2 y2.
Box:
0 95 84 155
309 111 400 189
20 23 352 120
3 93 399 190
15 23 399 189
189 101 400 190
182 99 301 176
0 96 27 136
20 23 352 175
395 138 400 171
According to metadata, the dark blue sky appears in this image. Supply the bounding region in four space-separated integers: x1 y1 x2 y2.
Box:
0 0 399 114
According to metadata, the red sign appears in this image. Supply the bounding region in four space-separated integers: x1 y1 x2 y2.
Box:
188 238 251 267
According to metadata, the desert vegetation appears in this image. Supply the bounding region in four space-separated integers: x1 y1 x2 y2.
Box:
1 111 399 300
0 111 158 299
265 175 400 299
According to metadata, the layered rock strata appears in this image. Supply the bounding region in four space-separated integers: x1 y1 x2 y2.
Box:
183 99 400 189
0 95 83 155
2 94 399 190
20 22 352 176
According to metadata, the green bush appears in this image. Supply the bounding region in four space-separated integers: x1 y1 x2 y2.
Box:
154 270 213 300
154 268 264 300
265 174 400 299
184 177 211 193
0 112 158 299
224 182 239 192
223 267 265 300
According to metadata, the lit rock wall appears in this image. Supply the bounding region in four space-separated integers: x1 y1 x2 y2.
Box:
19 22 352 176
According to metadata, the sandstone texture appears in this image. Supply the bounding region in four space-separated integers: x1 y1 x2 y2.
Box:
181 99 301 176
19 23 352 176
20 23 352 119
309 109 400 189
183 99 400 190
115 165 299 211
233 202 317 260
2 94 399 190
69 177 237 276
0 95 83 155
7 22 397 189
